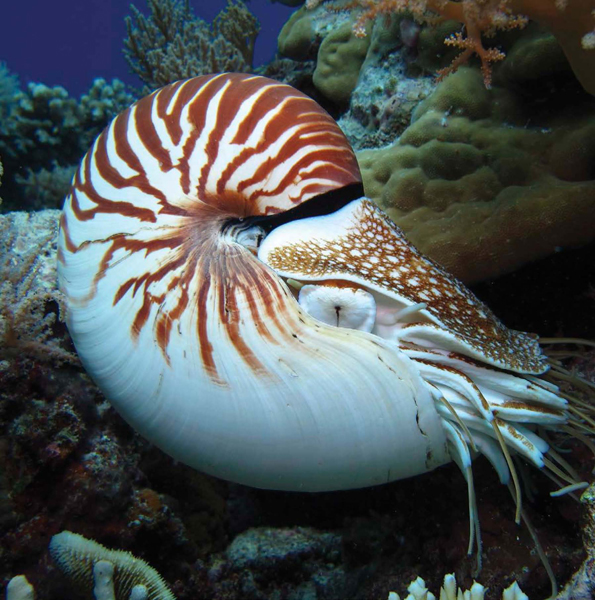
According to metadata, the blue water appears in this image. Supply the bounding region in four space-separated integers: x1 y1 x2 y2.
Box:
0 0 293 96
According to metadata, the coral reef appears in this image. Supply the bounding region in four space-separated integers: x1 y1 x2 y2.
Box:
222 527 344 597
124 0 260 90
305 0 595 94
257 56 317 94
276 0 595 282
356 67 595 283
0 74 135 211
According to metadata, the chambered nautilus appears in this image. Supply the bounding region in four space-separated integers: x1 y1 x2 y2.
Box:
58 73 591 562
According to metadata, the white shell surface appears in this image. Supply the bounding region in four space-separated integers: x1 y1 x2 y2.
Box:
62 252 449 490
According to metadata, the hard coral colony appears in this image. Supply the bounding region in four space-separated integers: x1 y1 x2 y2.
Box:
57 71 594 594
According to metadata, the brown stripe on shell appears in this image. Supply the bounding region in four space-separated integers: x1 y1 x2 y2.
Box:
59 211 77 256
226 250 298 347
98 111 170 206
67 144 152 223
133 92 175 172
212 253 269 379
184 75 233 199
155 80 185 144
230 80 296 147
157 77 209 146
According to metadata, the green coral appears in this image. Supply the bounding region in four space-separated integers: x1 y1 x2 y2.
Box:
357 68 595 283
124 0 260 90
313 17 371 104
0 62 19 122
15 162 77 210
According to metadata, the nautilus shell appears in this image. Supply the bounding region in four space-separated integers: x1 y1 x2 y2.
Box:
58 74 585 548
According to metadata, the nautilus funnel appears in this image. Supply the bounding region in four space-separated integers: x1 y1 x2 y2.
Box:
57 73 451 492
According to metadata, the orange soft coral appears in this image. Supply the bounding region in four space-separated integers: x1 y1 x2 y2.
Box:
308 0 595 94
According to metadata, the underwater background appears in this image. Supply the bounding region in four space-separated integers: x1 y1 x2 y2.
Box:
1 1 595 599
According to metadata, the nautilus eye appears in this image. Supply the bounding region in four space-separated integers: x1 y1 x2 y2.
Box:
58 73 590 567
297 283 376 332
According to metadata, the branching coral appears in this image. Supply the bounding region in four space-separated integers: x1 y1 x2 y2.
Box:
0 73 136 211
388 573 527 600
0 62 19 123
124 0 260 90
306 0 595 93
15 162 77 210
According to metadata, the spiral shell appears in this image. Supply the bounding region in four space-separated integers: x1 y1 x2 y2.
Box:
58 73 451 491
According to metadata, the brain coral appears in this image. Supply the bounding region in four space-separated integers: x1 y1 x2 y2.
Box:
357 68 595 283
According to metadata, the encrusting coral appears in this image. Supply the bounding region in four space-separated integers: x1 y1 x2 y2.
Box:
49 531 176 600
312 15 372 103
124 0 260 90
